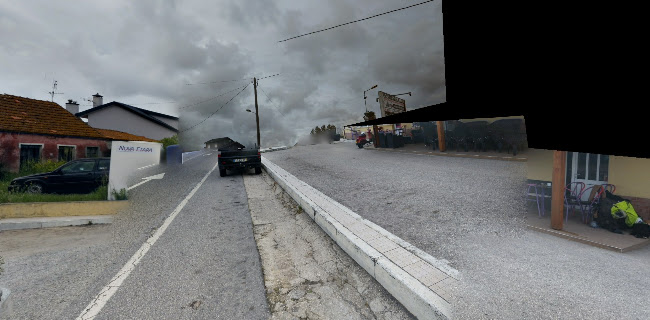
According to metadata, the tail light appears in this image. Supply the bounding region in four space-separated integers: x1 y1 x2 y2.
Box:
217 151 221 158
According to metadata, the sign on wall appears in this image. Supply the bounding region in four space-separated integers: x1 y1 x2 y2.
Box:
108 141 162 200
378 91 407 118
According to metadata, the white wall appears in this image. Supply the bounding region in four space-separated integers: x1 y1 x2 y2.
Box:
108 141 162 200
87 105 177 140
150 115 179 130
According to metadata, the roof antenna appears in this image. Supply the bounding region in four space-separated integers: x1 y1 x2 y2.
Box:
48 80 64 102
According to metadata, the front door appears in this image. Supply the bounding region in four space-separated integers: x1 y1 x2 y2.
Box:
567 152 610 201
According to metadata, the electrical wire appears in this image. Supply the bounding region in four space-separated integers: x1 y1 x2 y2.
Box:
179 84 249 110
256 73 280 81
256 85 286 117
185 78 253 85
179 83 251 133
278 0 435 43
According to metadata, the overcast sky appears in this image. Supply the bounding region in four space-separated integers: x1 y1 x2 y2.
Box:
0 0 445 149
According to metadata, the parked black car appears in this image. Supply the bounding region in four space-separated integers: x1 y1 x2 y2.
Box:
7 158 111 194
218 147 262 177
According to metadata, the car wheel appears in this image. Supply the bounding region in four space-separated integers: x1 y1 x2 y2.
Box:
27 182 44 194
255 167 262 174
219 169 226 177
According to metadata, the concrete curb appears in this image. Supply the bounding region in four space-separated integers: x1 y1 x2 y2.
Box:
0 215 113 231
262 157 458 320
0 287 12 318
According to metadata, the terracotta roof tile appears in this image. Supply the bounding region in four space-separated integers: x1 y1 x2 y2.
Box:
0 94 106 139
96 128 160 142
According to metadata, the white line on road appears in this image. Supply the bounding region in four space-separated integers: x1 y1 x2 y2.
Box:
127 173 165 191
137 163 158 170
76 162 219 320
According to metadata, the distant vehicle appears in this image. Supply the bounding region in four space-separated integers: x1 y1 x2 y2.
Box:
7 158 111 194
356 133 372 148
217 146 262 177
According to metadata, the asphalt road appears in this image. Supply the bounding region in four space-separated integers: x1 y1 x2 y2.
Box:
1 152 269 320
262 141 650 320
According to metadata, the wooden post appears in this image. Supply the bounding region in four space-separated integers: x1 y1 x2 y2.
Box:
253 77 261 148
551 150 567 230
373 125 380 147
436 121 446 151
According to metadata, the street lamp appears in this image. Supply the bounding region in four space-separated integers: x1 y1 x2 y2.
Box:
246 109 259 148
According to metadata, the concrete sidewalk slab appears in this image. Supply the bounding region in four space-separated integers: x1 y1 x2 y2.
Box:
0 215 113 231
262 157 459 320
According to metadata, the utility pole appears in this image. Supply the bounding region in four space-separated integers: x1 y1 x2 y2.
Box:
253 77 261 148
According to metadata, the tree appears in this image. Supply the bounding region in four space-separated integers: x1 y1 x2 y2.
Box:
160 134 179 150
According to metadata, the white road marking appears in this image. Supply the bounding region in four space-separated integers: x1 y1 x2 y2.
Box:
137 163 158 170
76 162 218 320
127 173 165 191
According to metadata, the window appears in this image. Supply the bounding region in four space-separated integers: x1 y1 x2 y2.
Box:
19 144 42 168
86 146 100 158
98 159 110 172
58 146 75 162
61 161 95 174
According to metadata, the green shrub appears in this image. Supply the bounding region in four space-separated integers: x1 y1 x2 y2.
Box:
111 188 128 200
20 159 67 176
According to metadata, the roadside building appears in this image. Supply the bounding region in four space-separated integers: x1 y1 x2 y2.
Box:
527 149 650 222
75 94 179 141
0 94 110 172
204 137 245 150
0 94 163 173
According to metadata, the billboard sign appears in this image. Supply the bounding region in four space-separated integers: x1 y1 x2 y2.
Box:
108 141 162 200
378 91 407 118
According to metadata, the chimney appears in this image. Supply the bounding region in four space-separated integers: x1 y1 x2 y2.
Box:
65 99 79 114
92 93 103 107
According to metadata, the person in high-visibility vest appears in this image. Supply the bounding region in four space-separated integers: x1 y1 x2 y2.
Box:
611 200 642 227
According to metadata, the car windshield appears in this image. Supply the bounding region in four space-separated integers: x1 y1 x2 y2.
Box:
60 161 95 174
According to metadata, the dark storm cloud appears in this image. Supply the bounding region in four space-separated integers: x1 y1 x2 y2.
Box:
223 0 281 30
1 0 445 150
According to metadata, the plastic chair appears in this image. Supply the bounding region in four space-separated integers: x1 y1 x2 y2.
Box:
564 182 586 222
526 184 543 217
579 185 605 223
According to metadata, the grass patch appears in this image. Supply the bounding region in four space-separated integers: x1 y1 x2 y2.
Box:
0 160 109 203
0 184 108 203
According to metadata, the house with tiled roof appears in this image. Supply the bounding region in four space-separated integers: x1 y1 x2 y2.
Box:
75 94 178 141
95 128 160 143
204 137 245 150
0 94 160 173
0 94 114 172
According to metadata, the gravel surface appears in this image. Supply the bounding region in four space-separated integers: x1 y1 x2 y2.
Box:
262 142 650 320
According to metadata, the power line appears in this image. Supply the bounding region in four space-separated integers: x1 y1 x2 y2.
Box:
179 83 251 133
256 84 286 117
257 73 280 81
179 84 249 110
278 0 435 43
185 78 252 85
